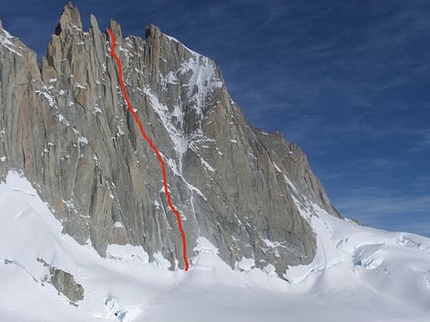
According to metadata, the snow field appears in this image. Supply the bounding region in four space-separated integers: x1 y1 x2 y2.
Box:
1 171 430 321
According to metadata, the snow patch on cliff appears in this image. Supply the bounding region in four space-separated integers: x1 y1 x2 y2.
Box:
0 28 23 57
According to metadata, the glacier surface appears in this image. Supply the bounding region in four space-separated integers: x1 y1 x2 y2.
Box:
1 171 429 321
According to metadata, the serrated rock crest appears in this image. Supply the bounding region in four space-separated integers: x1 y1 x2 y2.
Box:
0 5 342 275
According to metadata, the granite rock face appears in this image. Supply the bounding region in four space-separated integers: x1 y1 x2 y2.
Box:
0 3 342 276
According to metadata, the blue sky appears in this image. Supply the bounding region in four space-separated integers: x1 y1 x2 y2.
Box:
1 0 429 237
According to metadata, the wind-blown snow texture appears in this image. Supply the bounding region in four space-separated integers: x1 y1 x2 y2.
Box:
0 4 430 321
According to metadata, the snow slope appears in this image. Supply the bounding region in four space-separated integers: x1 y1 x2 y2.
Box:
0 171 429 321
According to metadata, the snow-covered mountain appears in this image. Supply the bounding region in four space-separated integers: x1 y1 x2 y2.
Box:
0 3 429 321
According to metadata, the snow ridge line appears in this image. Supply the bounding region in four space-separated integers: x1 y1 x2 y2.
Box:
107 28 189 271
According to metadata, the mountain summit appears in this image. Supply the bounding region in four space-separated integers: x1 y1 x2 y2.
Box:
0 3 339 272
1 4 429 321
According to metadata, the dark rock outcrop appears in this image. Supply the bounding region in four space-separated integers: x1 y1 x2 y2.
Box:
50 267 84 303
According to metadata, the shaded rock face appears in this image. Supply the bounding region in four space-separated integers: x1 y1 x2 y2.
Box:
37 257 84 303
50 267 84 303
0 4 341 275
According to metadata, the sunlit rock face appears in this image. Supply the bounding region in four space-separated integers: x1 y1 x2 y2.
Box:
0 3 342 276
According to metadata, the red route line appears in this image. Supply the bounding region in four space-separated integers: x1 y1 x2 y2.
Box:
107 28 189 271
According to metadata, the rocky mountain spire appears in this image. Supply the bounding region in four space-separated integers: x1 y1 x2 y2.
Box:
55 2 83 35
0 5 342 275
109 19 123 45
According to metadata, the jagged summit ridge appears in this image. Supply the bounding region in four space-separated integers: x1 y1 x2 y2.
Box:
0 4 341 276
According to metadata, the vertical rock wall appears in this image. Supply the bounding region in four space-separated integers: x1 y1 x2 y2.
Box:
0 4 342 275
